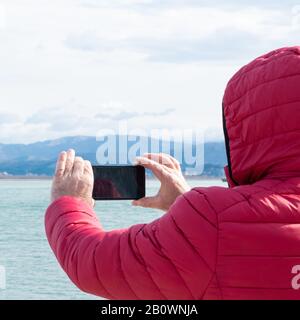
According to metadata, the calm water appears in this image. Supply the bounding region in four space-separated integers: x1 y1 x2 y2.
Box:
0 179 226 300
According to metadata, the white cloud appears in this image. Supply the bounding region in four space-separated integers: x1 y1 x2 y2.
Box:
62 5 300 62
95 106 175 120
0 113 21 124
0 0 299 143
0 98 221 143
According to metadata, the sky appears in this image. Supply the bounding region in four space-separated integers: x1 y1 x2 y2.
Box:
0 0 299 144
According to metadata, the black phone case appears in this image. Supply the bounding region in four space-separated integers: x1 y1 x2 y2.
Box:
92 165 145 200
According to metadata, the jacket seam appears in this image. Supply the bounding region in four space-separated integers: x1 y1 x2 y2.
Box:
170 215 214 274
227 72 300 106
219 254 300 257
53 222 96 257
150 224 201 299
227 98 300 127
55 224 115 299
126 225 147 266
93 241 116 299
166 217 197 299
183 192 217 228
47 210 98 238
133 227 168 300
212 202 223 300
220 221 300 224
229 128 300 147
217 181 284 215
118 235 141 300
219 285 295 290
190 190 222 299
54 223 98 254
226 50 295 88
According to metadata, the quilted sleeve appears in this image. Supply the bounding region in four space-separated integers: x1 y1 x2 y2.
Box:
45 190 218 300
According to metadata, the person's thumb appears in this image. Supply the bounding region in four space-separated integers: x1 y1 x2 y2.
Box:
132 196 160 209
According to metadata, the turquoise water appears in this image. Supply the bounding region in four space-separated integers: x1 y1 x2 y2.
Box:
0 179 226 300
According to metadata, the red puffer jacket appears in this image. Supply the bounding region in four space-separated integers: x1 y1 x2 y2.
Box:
45 46 300 300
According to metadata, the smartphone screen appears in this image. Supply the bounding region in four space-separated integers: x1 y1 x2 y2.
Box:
92 165 145 200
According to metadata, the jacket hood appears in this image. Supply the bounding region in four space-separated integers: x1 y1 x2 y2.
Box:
223 46 300 186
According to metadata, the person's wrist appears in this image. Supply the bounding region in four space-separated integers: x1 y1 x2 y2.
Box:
179 182 191 194
79 196 94 208
51 193 94 208
66 194 94 208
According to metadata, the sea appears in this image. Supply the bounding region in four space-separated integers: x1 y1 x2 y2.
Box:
0 179 226 300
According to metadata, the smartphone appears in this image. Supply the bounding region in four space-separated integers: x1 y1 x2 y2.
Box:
92 165 145 200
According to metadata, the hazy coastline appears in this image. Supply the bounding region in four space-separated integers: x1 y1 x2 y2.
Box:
0 175 226 181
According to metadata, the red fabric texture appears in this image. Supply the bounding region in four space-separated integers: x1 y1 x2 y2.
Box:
45 46 300 299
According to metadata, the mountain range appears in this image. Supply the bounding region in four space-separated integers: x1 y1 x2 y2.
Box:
0 136 227 177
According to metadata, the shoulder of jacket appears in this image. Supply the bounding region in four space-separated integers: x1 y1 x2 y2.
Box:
183 186 248 221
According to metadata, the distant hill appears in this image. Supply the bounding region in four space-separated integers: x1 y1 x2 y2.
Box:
0 136 227 177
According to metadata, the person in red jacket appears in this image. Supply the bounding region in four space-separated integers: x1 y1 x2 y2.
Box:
45 46 300 300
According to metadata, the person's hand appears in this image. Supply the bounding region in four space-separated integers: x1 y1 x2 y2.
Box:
51 149 94 208
132 153 190 211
